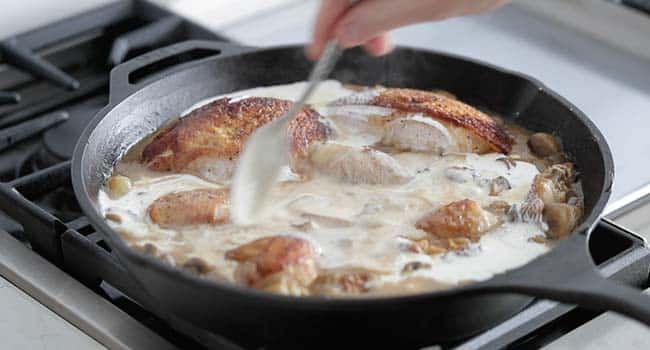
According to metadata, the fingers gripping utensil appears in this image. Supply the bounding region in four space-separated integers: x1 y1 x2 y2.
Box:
230 41 342 225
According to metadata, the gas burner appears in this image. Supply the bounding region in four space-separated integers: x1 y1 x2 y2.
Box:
42 95 108 160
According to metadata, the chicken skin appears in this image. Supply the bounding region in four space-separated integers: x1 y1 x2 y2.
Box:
416 199 500 241
309 143 411 185
330 88 513 154
147 188 229 228
141 97 330 183
225 235 318 295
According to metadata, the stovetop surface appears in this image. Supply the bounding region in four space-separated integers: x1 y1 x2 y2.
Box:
0 1 649 349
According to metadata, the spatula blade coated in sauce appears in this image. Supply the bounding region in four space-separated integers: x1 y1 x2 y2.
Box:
230 41 342 225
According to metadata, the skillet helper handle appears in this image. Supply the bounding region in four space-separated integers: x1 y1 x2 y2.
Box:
480 233 650 326
108 40 252 104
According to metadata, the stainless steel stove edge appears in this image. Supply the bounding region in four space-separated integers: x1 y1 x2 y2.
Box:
0 232 176 350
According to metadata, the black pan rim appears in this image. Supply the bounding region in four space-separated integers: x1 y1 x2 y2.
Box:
72 43 614 307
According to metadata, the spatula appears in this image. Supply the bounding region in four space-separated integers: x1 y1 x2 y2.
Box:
230 41 342 225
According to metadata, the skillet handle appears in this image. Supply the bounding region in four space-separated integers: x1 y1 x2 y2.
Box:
108 40 253 104
477 232 650 326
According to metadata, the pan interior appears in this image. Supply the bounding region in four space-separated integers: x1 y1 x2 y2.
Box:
76 46 612 289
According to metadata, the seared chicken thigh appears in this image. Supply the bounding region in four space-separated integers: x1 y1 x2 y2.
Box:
330 88 513 154
226 235 319 295
416 199 501 241
141 97 330 183
147 188 229 228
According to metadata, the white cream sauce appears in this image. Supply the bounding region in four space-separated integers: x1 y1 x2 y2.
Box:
99 80 551 294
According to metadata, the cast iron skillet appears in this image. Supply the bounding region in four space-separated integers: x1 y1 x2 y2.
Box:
72 40 650 349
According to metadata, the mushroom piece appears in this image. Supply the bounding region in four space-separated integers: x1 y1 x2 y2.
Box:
401 261 432 274
489 176 512 196
486 200 510 216
181 257 215 275
106 175 132 198
444 166 476 184
527 132 560 157
543 203 581 239
533 163 576 205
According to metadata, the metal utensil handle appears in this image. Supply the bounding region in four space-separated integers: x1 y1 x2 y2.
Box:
302 40 343 103
274 41 343 131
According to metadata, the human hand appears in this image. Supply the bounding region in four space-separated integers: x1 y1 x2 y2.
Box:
307 0 509 59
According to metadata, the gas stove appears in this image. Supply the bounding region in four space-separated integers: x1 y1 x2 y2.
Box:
0 1 649 349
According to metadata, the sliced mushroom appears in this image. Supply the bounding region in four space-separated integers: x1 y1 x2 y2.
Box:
486 200 510 216
132 242 160 256
495 155 517 170
508 191 544 224
182 257 215 275
104 212 123 224
489 176 511 196
444 166 476 184
300 213 354 228
533 163 576 205
401 261 432 274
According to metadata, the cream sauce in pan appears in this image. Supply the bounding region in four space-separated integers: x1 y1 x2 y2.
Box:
98 81 553 295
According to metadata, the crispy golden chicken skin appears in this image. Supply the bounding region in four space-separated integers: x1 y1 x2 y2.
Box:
416 199 500 241
331 88 513 154
141 97 330 182
147 188 229 228
226 235 318 295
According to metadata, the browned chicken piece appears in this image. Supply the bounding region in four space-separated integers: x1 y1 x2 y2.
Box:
309 143 411 185
330 88 513 154
416 199 501 241
148 188 229 228
226 235 318 295
141 97 330 183
309 268 377 296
